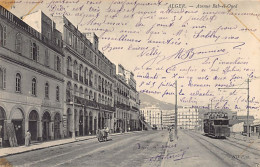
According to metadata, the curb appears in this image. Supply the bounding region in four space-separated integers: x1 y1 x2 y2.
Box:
0 131 142 158
160 138 170 167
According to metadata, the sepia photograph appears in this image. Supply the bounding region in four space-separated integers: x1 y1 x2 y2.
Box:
0 0 259 166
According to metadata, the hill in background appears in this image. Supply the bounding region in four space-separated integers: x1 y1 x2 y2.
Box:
139 92 175 110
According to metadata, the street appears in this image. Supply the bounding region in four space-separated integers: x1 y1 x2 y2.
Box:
4 131 168 167
3 130 260 167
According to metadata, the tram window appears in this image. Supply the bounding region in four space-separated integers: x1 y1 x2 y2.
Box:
214 120 229 125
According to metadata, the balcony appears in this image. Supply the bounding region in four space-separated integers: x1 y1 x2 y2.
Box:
99 103 115 111
74 73 78 80
67 69 72 78
70 96 115 111
131 106 139 112
116 102 130 111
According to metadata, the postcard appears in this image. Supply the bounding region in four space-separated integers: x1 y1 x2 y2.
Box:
0 0 259 166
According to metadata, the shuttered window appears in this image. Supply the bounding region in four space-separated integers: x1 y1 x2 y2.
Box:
0 68 6 90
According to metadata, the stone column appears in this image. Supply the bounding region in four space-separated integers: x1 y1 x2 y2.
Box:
38 120 42 141
24 118 29 139
50 121 54 140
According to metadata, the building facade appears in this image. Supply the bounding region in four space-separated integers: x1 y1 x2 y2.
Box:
0 6 140 147
52 16 116 137
178 107 199 130
114 64 140 132
0 7 64 146
162 110 175 129
141 106 162 129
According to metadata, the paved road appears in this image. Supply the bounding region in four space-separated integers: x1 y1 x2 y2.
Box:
5 131 168 167
5 130 258 167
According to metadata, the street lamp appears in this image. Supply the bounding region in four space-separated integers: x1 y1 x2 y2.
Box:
141 110 144 131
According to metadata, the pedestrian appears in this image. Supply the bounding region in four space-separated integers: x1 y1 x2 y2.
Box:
25 130 31 146
105 126 109 134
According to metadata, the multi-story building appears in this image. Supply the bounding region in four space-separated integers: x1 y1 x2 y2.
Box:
0 6 140 147
0 6 64 146
52 16 116 137
141 106 162 129
162 110 175 128
178 107 199 130
114 64 140 132
125 68 140 131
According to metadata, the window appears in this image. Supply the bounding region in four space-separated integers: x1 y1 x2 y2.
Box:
45 49 49 66
0 68 6 89
16 73 21 92
83 47 86 57
85 68 88 85
94 74 97 87
80 42 83 54
79 86 83 97
74 84 78 96
15 33 22 53
72 35 75 48
0 24 6 47
56 86 60 101
45 82 49 98
73 60 78 74
32 78 37 96
66 82 72 102
89 70 93 87
98 76 101 91
30 41 39 62
55 56 61 72
75 37 78 50
85 88 88 99
68 32 72 45
79 65 83 78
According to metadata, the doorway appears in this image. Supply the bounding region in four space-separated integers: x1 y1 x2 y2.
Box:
42 112 51 141
11 108 24 145
29 110 38 141
54 113 61 140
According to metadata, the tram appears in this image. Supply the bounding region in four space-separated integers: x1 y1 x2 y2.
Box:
203 112 230 138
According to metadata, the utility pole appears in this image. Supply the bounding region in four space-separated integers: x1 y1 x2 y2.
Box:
158 113 160 129
211 99 213 112
161 110 163 130
175 80 178 138
149 110 151 126
247 78 250 138
218 78 250 140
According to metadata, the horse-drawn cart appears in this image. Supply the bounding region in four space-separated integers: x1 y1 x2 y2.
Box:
96 129 108 142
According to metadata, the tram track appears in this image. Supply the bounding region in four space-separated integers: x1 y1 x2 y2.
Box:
223 138 260 156
183 130 251 167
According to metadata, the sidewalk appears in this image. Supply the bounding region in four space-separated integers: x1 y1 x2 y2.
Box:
0 131 141 158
